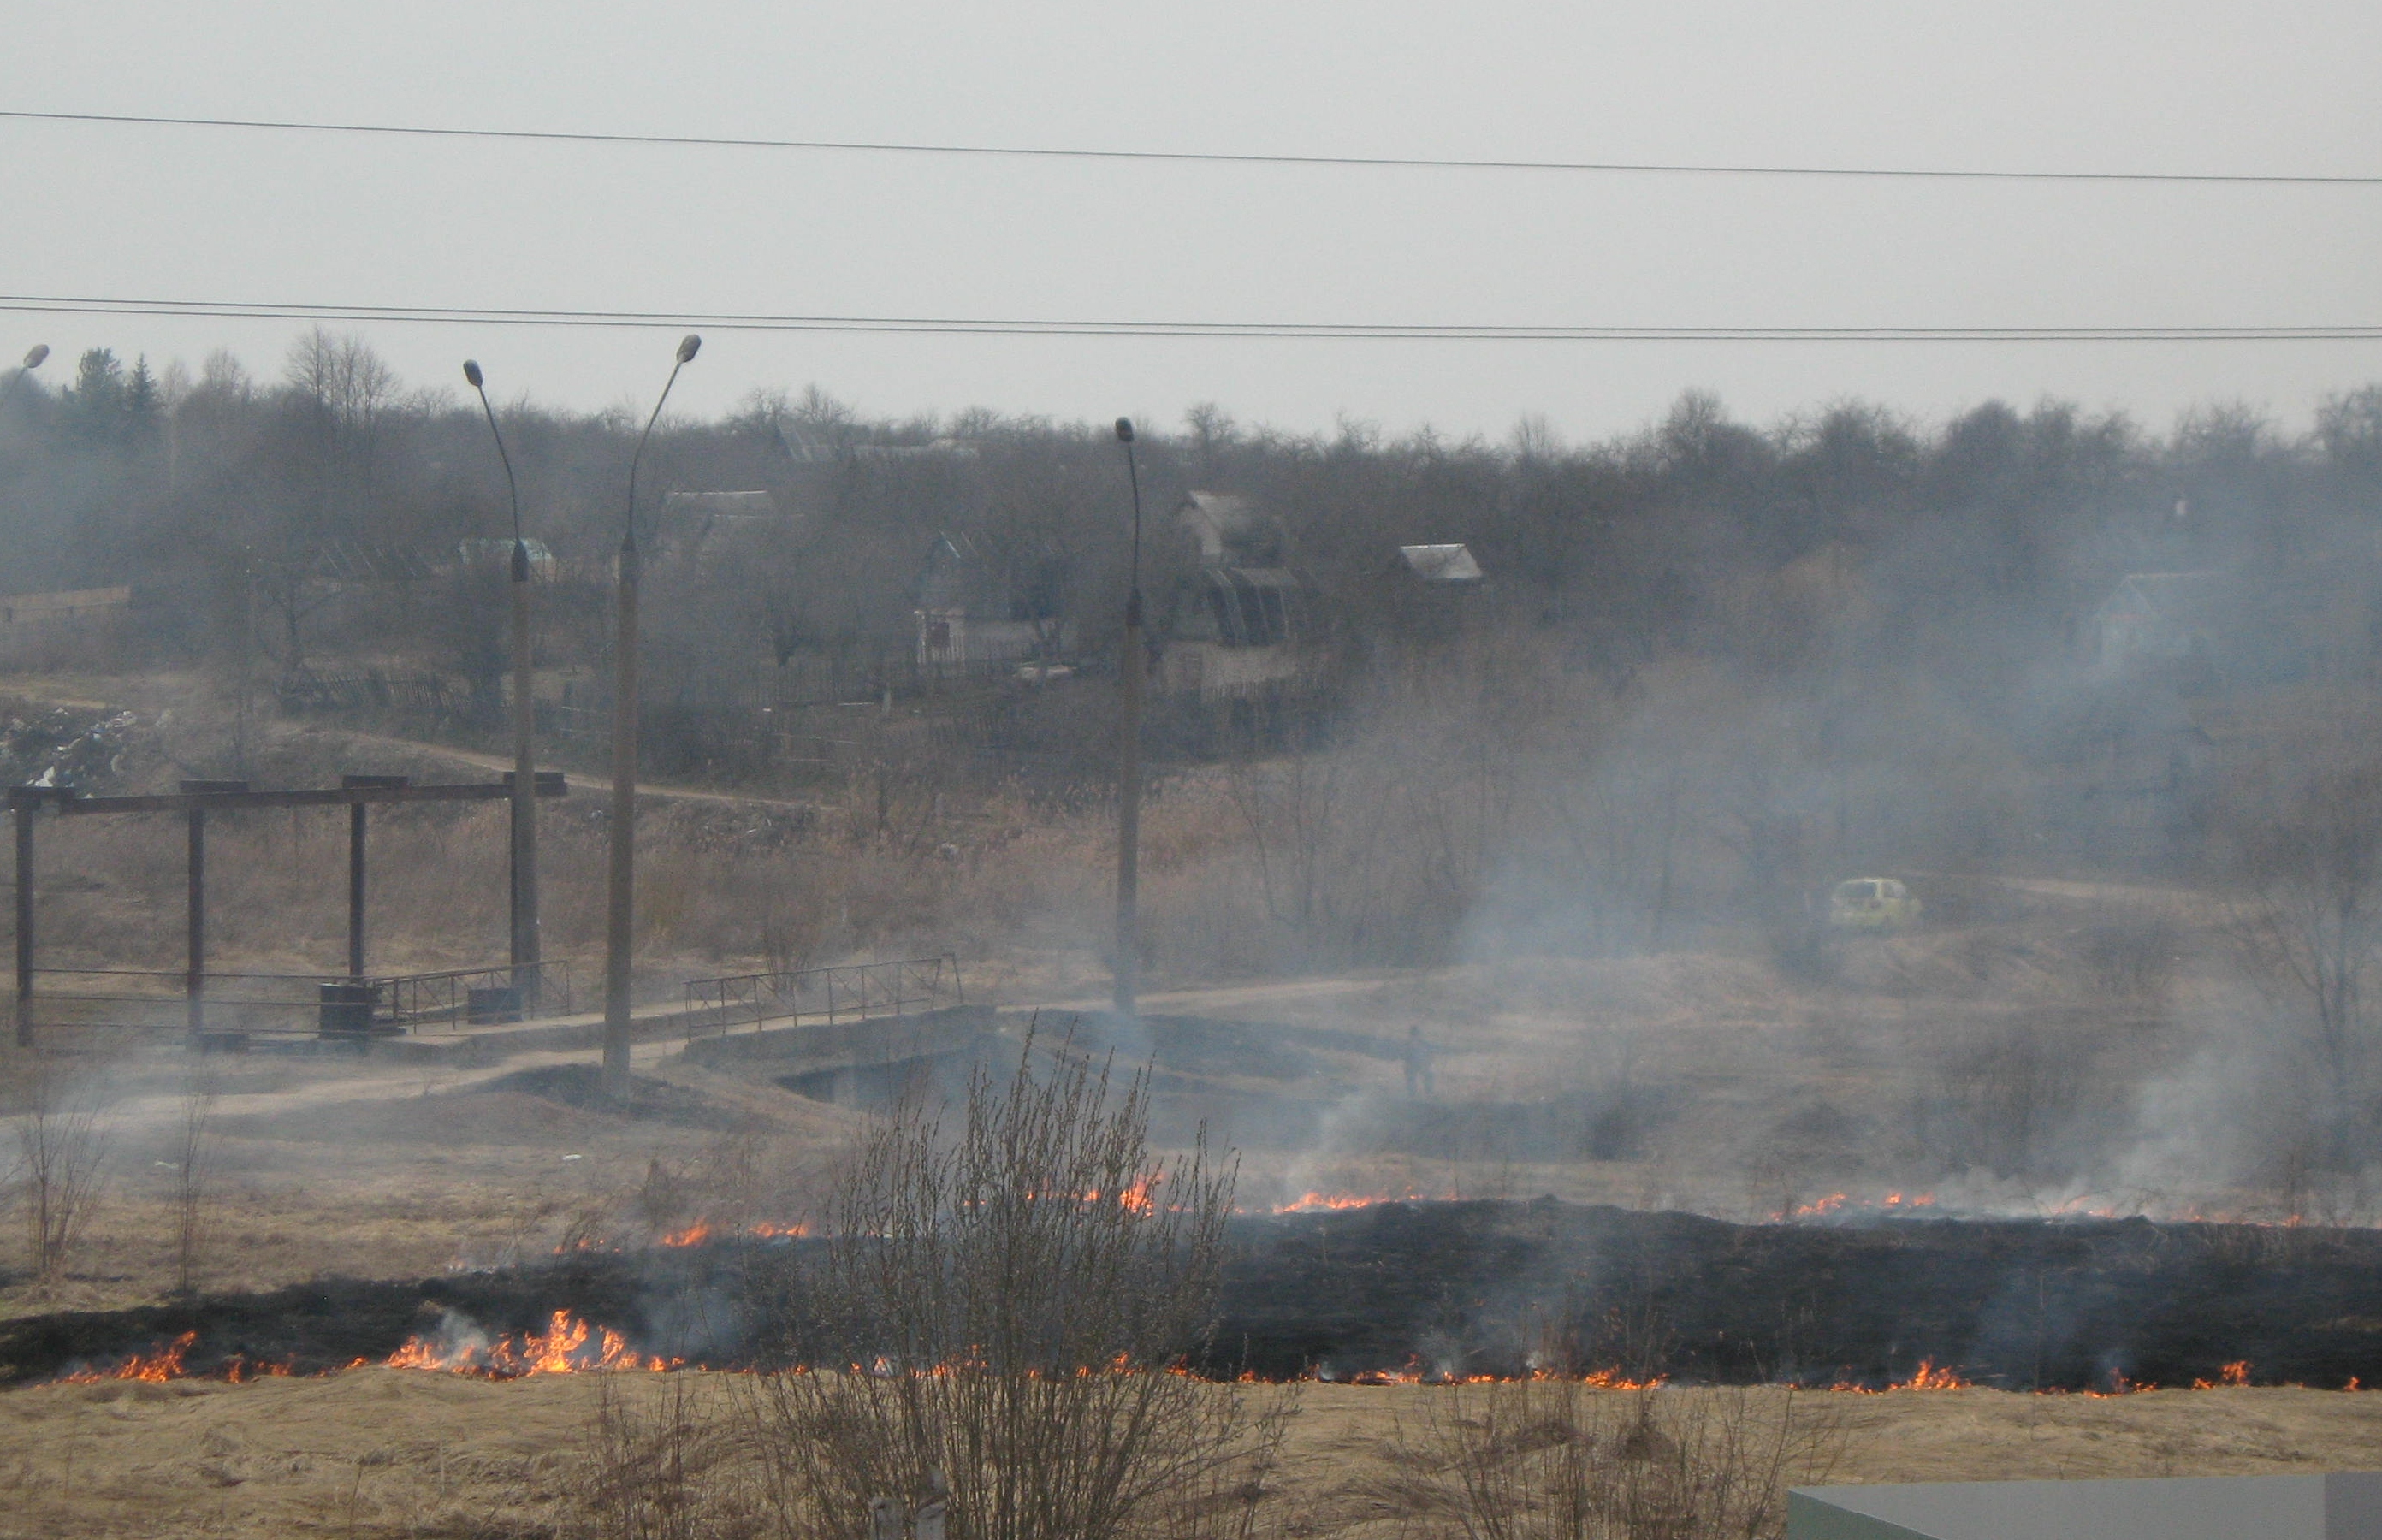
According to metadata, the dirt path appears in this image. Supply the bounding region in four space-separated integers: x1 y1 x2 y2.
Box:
1040 974 1413 1016
47 968 1429 1141
323 725 838 817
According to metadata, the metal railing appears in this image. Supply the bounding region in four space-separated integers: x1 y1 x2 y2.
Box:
21 968 328 1038
14 959 574 1040
684 955 962 1038
360 960 576 1032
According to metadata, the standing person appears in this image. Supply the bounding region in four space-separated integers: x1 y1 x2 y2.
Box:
1404 1025 1436 1100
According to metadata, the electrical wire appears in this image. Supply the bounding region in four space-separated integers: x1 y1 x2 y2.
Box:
0 293 2377 342
4 108 2377 187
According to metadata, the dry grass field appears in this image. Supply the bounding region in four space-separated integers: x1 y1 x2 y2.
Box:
6 677 2379 1538
3 1373 2380 1540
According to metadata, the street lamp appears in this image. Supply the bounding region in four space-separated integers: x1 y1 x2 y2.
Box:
463 359 541 1006
1113 417 1145 1018
602 334 701 1100
0 344 50 412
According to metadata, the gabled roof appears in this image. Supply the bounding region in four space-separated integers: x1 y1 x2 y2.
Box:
1170 566 1318 647
1395 543 1484 582
1182 491 1260 526
1175 492 1284 566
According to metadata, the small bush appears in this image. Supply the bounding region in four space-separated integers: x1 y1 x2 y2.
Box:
1383 1382 1845 1540
745 1032 1286 1540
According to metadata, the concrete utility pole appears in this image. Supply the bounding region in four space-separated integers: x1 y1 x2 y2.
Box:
464 360 541 1006
602 335 701 1100
1112 417 1146 1018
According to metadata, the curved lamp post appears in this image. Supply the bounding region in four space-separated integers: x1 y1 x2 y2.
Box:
463 360 541 1004
0 344 50 412
603 334 701 1099
1112 417 1145 1017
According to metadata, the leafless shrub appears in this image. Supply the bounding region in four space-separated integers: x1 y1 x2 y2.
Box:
1383 1383 1846 1540
2220 756 2382 1162
169 1070 220 1296
1911 1019 2087 1181
745 1033 1287 1540
581 1376 767 1540
14 1057 112 1285
2079 909 2183 1002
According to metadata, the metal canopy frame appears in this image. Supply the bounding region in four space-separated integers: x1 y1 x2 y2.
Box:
9 772 566 1047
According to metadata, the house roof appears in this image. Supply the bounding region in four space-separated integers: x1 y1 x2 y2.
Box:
1170 566 1318 647
1176 492 1286 565
1395 543 1484 582
1183 491 1257 518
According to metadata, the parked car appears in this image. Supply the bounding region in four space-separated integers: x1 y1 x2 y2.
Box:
1828 876 1922 930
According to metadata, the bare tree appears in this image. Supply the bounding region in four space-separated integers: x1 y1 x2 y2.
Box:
2229 760 2382 1143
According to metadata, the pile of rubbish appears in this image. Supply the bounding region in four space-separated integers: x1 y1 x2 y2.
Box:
0 707 142 793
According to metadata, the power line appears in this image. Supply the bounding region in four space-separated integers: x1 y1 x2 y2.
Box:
3 293 2379 342
4 108 2377 187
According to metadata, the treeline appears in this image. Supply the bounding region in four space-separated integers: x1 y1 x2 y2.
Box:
3 329 2379 700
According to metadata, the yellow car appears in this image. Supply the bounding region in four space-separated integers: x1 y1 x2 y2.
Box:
1828 877 1921 931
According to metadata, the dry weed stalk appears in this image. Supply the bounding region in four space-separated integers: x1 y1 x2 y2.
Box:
584 1375 767 1540
169 1070 220 1296
1384 1382 1845 1540
747 1032 1285 1540
14 1056 112 1285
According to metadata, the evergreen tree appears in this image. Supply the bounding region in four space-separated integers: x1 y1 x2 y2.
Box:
67 346 126 444
123 355 162 447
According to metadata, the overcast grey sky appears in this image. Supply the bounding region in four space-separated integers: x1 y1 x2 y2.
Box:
9 1 2381 441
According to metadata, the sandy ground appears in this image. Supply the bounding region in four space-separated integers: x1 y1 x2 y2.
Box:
2 1373 2378 1540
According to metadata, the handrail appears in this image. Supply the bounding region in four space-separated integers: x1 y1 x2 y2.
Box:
16 958 577 1038
682 954 961 1039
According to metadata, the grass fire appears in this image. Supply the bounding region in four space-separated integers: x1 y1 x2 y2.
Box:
10 29 2382 1528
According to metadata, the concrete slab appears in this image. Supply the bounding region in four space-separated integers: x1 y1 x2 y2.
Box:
1790 1472 2382 1539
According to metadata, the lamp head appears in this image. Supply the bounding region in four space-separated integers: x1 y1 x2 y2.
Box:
676 335 702 364
463 359 484 389
1114 418 1135 443
22 345 49 370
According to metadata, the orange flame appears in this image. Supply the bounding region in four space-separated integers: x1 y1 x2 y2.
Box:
1273 1188 1455 1214
1774 1191 1936 1223
1887 1359 1970 1390
1316 1359 1667 1388
377 1311 678 1377
222 1356 294 1384
1073 1177 1161 1214
2194 1361 2252 1389
57 1331 198 1384
655 1219 809 1247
